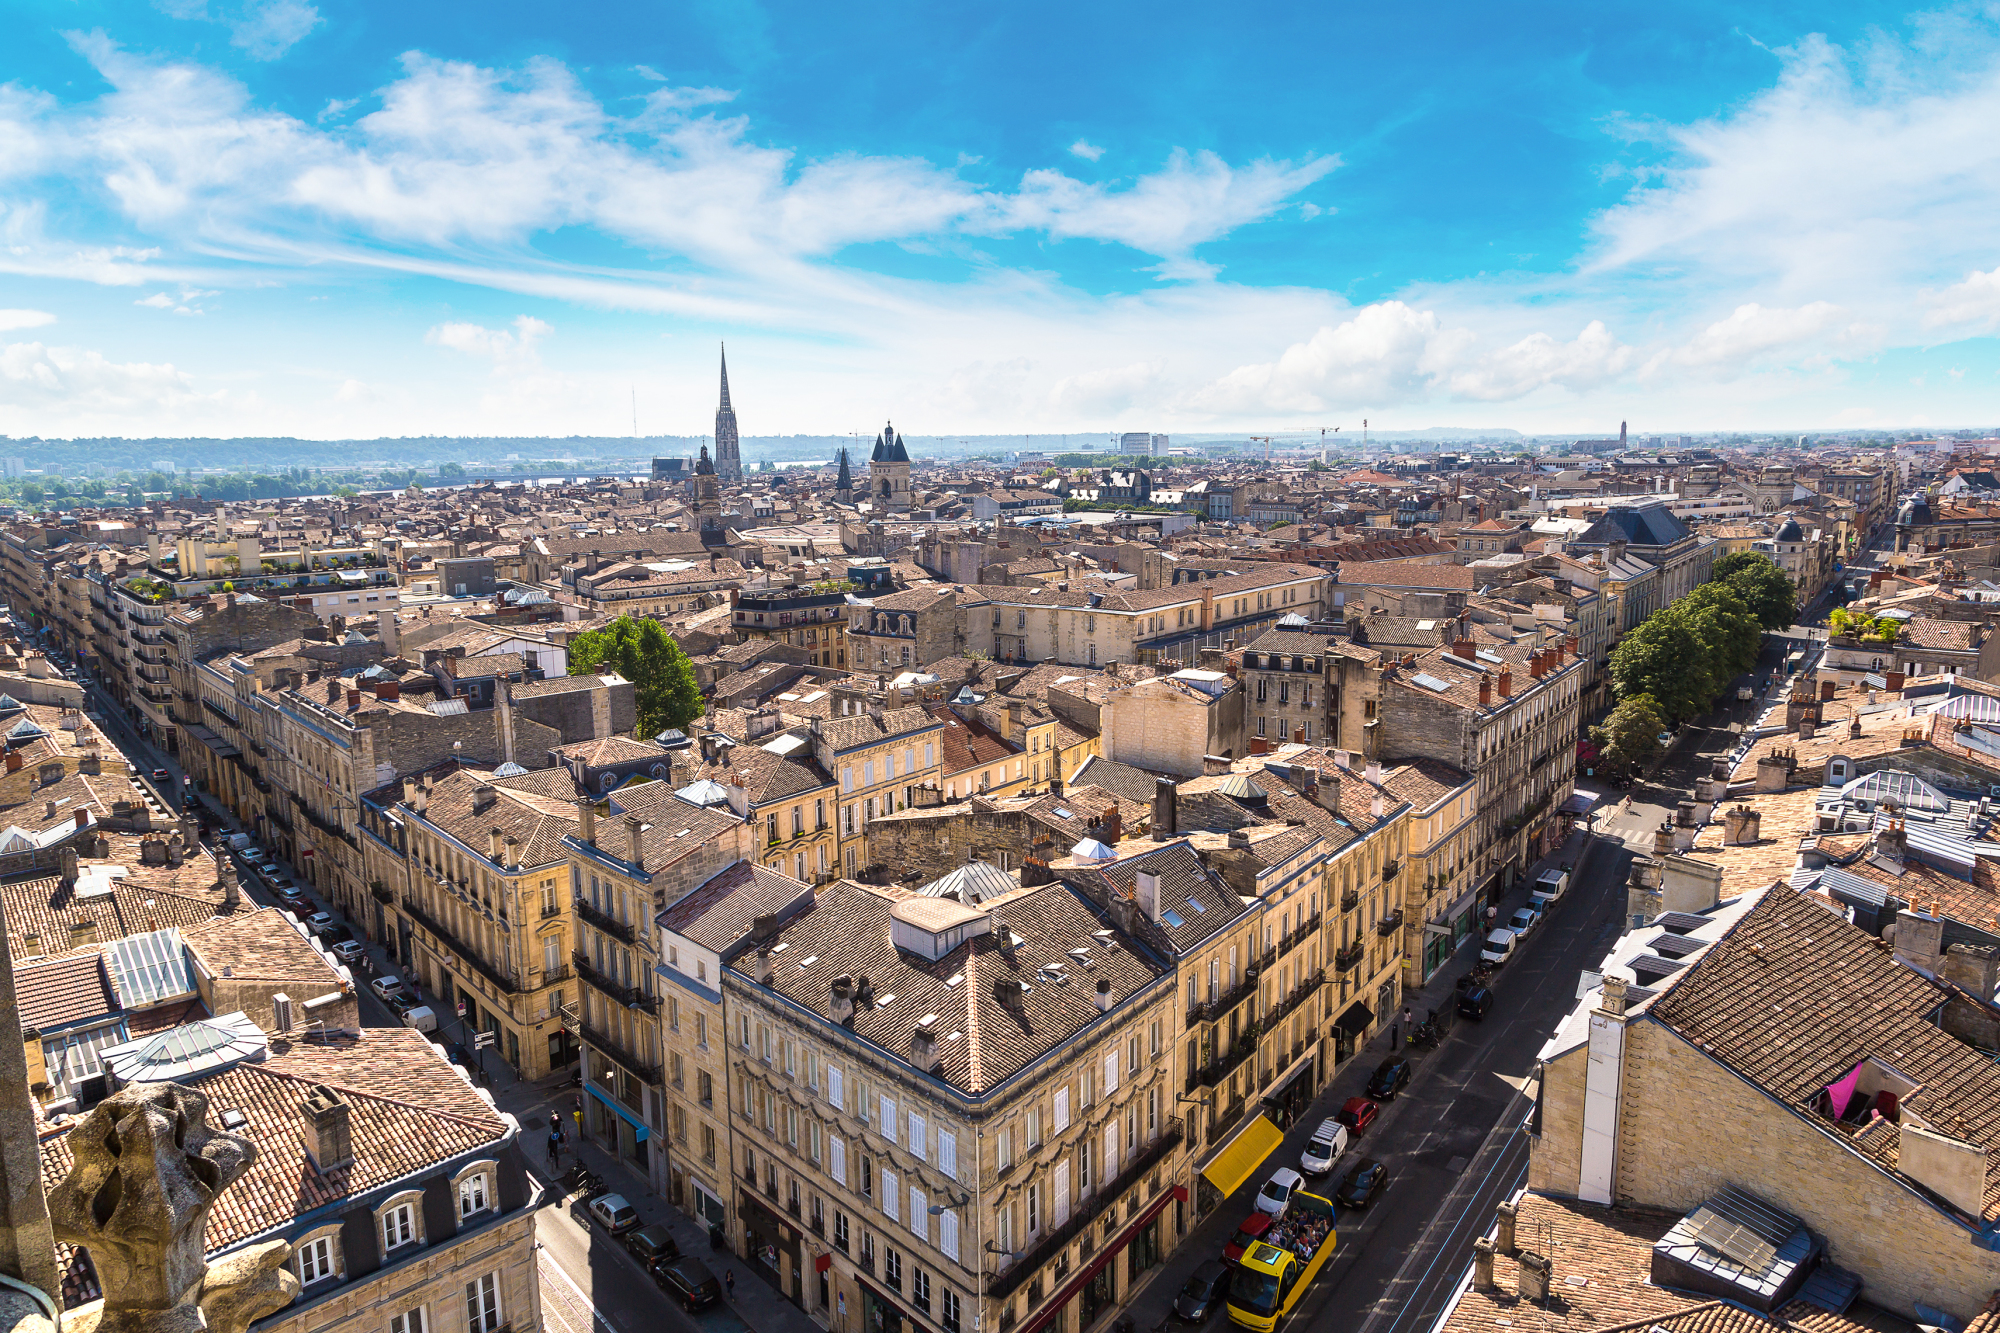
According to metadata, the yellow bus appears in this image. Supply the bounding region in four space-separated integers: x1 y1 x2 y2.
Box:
1226 1189 1337 1330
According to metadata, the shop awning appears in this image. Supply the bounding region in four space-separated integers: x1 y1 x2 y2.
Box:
1334 1001 1374 1037
585 1082 650 1142
1200 1115 1283 1197
1560 789 1601 815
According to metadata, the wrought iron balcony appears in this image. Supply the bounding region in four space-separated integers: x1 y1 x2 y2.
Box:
573 950 659 1014
1187 1040 1256 1092
1335 942 1366 973
1381 859 1401 882
987 1118 1183 1301
580 1022 661 1085
399 894 520 996
574 896 636 945
1340 888 1360 911
1186 970 1258 1025
1376 910 1403 936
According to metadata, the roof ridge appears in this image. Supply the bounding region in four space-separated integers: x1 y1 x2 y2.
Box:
244 1059 504 1130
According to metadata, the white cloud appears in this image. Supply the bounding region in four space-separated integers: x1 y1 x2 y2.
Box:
1670 301 1846 369
1926 266 2000 328
229 0 320 59
0 310 56 332
0 340 209 415
425 314 552 366
135 292 175 308
1069 139 1104 162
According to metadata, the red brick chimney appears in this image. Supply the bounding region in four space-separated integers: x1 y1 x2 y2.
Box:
1479 676 1492 706
1498 668 1513 699
1101 804 1122 844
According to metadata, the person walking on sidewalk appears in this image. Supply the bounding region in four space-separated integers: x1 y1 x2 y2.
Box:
1389 1022 1399 1051
724 1270 735 1300
1400 1005 1414 1034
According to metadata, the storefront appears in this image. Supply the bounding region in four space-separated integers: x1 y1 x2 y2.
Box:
739 1190 804 1308
1421 920 1454 980
584 1080 649 1166
858 1278 908 1333
1261 1050 1319 1129
1332 1001 1372 1065
1019 1187 1187 1333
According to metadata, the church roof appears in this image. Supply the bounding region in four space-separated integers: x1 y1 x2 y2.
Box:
871 422 910 464
695 444 715 476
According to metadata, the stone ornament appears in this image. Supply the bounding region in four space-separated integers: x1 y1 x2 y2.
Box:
47 1084 297 1333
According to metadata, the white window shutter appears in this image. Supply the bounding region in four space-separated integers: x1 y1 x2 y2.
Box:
1104 1124 1117 1184
909 1112 928 1161
910 1187 926 1240
1106 1050 1118 1093
1053 1087 1069 1131
830 1136 847 1186
939 1131 958 1181
883 1170 899 1220
881 1095 897 1141
941 1209 960 1262
828 1064 843 1109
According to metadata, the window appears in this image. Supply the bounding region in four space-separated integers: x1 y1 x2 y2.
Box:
835 1211 850 1252
389 1308 426 1333
908 1111 927 1161
298 1235 336 1285
881 1095 898 1142
942 1290 962 1333
913 1269 932 1313
939 1130 958 1180
381 1201 416 1252
909 1186 927 1239
828 1063 844 1108
1105 1050 1119 1094
883 1169 899 1220
861 1156 874 1198
465 1274 502 1333
940 1208 960 1262
458 1172 490 1218
1053 1087 1069 1131
885 1249 903 1291
996 1205 1013 1252
829 1134 847 1184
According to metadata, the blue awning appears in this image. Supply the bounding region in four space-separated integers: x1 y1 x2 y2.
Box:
585 1082 650 1142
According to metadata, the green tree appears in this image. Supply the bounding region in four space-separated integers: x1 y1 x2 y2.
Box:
1592 693 1669 770
568 615 703 737
17 483 43 506
1711 550 1796 631
1609 612 1709 723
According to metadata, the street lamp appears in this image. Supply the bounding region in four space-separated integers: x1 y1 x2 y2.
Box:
928 1190 971 1217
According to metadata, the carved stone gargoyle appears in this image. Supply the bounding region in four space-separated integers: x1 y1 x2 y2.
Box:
46 1084 298 1333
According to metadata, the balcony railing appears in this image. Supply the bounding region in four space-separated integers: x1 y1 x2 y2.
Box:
1340 889 1360 912
1186 970 1259 1025
580 1022 662 1086
369 880 395 906
1335 942 1366 973
1376 910 1403 936
1266 968 1325 1028
574 950 660 1014
1381 859 1401 882
988 1118 1183 1301
1187 1039 1257 1092
1279 911 1323 957
400 894 520 996
574 897 636 945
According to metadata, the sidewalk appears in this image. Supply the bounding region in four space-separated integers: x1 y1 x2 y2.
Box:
1119 827 1603 1332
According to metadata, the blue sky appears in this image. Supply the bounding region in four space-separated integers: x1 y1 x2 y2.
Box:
4 0 2000 440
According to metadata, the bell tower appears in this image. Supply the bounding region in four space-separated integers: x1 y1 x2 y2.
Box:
868 421 911 514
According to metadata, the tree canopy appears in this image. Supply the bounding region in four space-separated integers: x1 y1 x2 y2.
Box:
1710 550 1797 631
1592 693 1669 772
567 615 703 738
1609 579 1763 725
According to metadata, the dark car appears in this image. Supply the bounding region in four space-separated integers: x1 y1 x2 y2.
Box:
650 1256 722 1311
151 768 170 783
1365 1057 1412 1101
1334 1096 1379 1135
624 1223 681 1265
1457 986 1493 1020
1334 1159 1389 1209
1175 1259 1234 1322
1222 1212 1272 1264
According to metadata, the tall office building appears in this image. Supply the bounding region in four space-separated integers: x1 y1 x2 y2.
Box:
715 344 742 482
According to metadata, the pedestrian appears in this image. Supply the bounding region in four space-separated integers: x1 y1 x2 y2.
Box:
1401 1005 1414 1033
546 1132 560 1168
1389 1023 1399 1051
724 1270 735 1300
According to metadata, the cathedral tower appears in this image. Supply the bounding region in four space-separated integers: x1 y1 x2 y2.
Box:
869 421 911 513
714 344 741 482
834 447 854 505
691 444 721 537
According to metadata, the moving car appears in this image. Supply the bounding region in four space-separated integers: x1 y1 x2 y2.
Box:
1365 1057 1411 1101
369 975 406 1004
1334 1097 1379 1136
1226 1186 1337 1331
650 1257 722 1312
151 768 170 783
1480 928 1518 966
1508 905 1541 939
1254 1167 1305 1217
1299 1118 1350 1176
1223 1212 1273 1263
1333 1160 1389 1209
586 1193 640 1236
624 1223 681 1265
1457 986 1494 1021
1174 1260 1234 1322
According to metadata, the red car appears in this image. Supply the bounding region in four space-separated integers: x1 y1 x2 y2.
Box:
1335 1096 1380 1136
1223 1211 1273 1264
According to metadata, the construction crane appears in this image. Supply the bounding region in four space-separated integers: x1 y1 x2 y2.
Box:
1248 435 1274 462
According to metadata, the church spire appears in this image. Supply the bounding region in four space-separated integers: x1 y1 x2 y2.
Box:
713 342 741 481
719 342 733 411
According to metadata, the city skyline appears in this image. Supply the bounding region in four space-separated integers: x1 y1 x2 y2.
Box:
5 1 2000 440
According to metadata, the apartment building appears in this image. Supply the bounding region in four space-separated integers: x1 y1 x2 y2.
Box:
809 703 946 879
563 780 755 1193
687 724 839 885
358 765 584 1079
1237 626 1380 750
1381 760 1480 981
1376 636 1584 901
719 877 1185 1333
733 584 852 669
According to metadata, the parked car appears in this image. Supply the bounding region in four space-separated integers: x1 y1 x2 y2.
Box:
400 1004 438 1033
320 924 353 948
369 975 406 1004
1365 1057 1411 1101
1253 1167 1305 1217
1508 905 1541 938
1174 1260 1234 1322
649 1257 722 1311
1222 1212 1273 1263
330 940 366 964
1457 986 1494 1021
304 911 335 936
1480 928 1519 966
276 886 309 907
1334 1097 1379 1136
624 1223 681 1265
1299 1118 1350 1176
1531 867 1569 909
1334 1159 1389 1209
586 1193 640 1236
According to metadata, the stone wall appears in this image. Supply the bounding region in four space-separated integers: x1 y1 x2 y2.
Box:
1615 1018 2000 1322
1526 1044 1588 1197
863 806 1045 883
255 1210 538 1333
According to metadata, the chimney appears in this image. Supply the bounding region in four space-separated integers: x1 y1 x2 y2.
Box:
272 993 294 1033
1944 943 2000 1001
830 974 855 1023
1101 804 1122 845
72 808 88 831
1600 975 1629 1016
300 1085 354 1173
376 678 400 702
219 858 240 910
577 797 596 844
1497 668 1512 699
4 750 20 774
1152 778 1178 841
1203 754 1231 776
1135 870 1160 922
1494 1201 1519 1256
472 783 498 814
346 688 361 710
911 1019 942 1072
376 607 400 657
626 816 645 869
1887 670 1907 692
1452 634 1475 659
1472 1238 1496 1291
1877 821 1908 866
1095 977 1113 1012
1517 1252 1552 1303
1798 719 1816 741
1479 676 1492 706
488 827 504 862
754 947 774 985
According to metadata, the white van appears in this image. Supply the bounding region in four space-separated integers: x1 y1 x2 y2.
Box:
1480 928 1518 967
1299 1118 1350 1176
400 1005 438 1034
1530 868 1569 911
